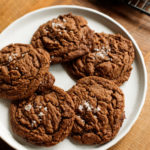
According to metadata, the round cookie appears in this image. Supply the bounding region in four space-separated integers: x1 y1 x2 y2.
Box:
10 86 75 146
68 76 125 145
31 13 94 64
66 33 135 85
38 72 55 93
0 44 50 101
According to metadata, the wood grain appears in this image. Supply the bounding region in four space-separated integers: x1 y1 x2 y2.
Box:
0 0 150 149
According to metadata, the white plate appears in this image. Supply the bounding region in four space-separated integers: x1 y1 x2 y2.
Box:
0 5 147 150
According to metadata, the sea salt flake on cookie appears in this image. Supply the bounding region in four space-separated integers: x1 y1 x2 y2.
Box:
97 107 100 111
84 101 90 108
78 105 83 111
43 27 49 33
94 115 97 119
94 48 100 52
106 49 111 52
8 56 13 62
77 115 84 123
44 107 48 111
87 106 92 111
24 104 32 111
94 107 101 113
36 105 42 109
12 53 18 57
31 120 36 127
83 101 93 111
52 22 64 28
96 52 105 58
63 18 67 23
109 58 113 61
38 112 44 117
22 53 25 57
51 22 56 28
77 116 85 124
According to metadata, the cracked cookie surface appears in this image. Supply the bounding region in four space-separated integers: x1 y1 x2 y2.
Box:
31 13 94 64
66 33 135 85
10 86 75 146
0 44 50 100
38 72 55 93
68 76 125 145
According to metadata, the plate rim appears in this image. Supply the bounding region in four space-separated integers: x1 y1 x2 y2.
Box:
0 5 147 150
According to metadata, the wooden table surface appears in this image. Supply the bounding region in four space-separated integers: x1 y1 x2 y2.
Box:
0 0 150 149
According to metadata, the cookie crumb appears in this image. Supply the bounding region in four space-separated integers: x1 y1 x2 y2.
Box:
24 104 32 111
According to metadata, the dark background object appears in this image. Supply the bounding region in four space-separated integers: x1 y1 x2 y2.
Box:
123 0 150 15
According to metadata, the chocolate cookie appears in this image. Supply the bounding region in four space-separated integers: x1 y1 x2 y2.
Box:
10 86 75 146
66 33 135 85
38 72 55 93
68 76 125 145
31 13 94 64
0 44 50 101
